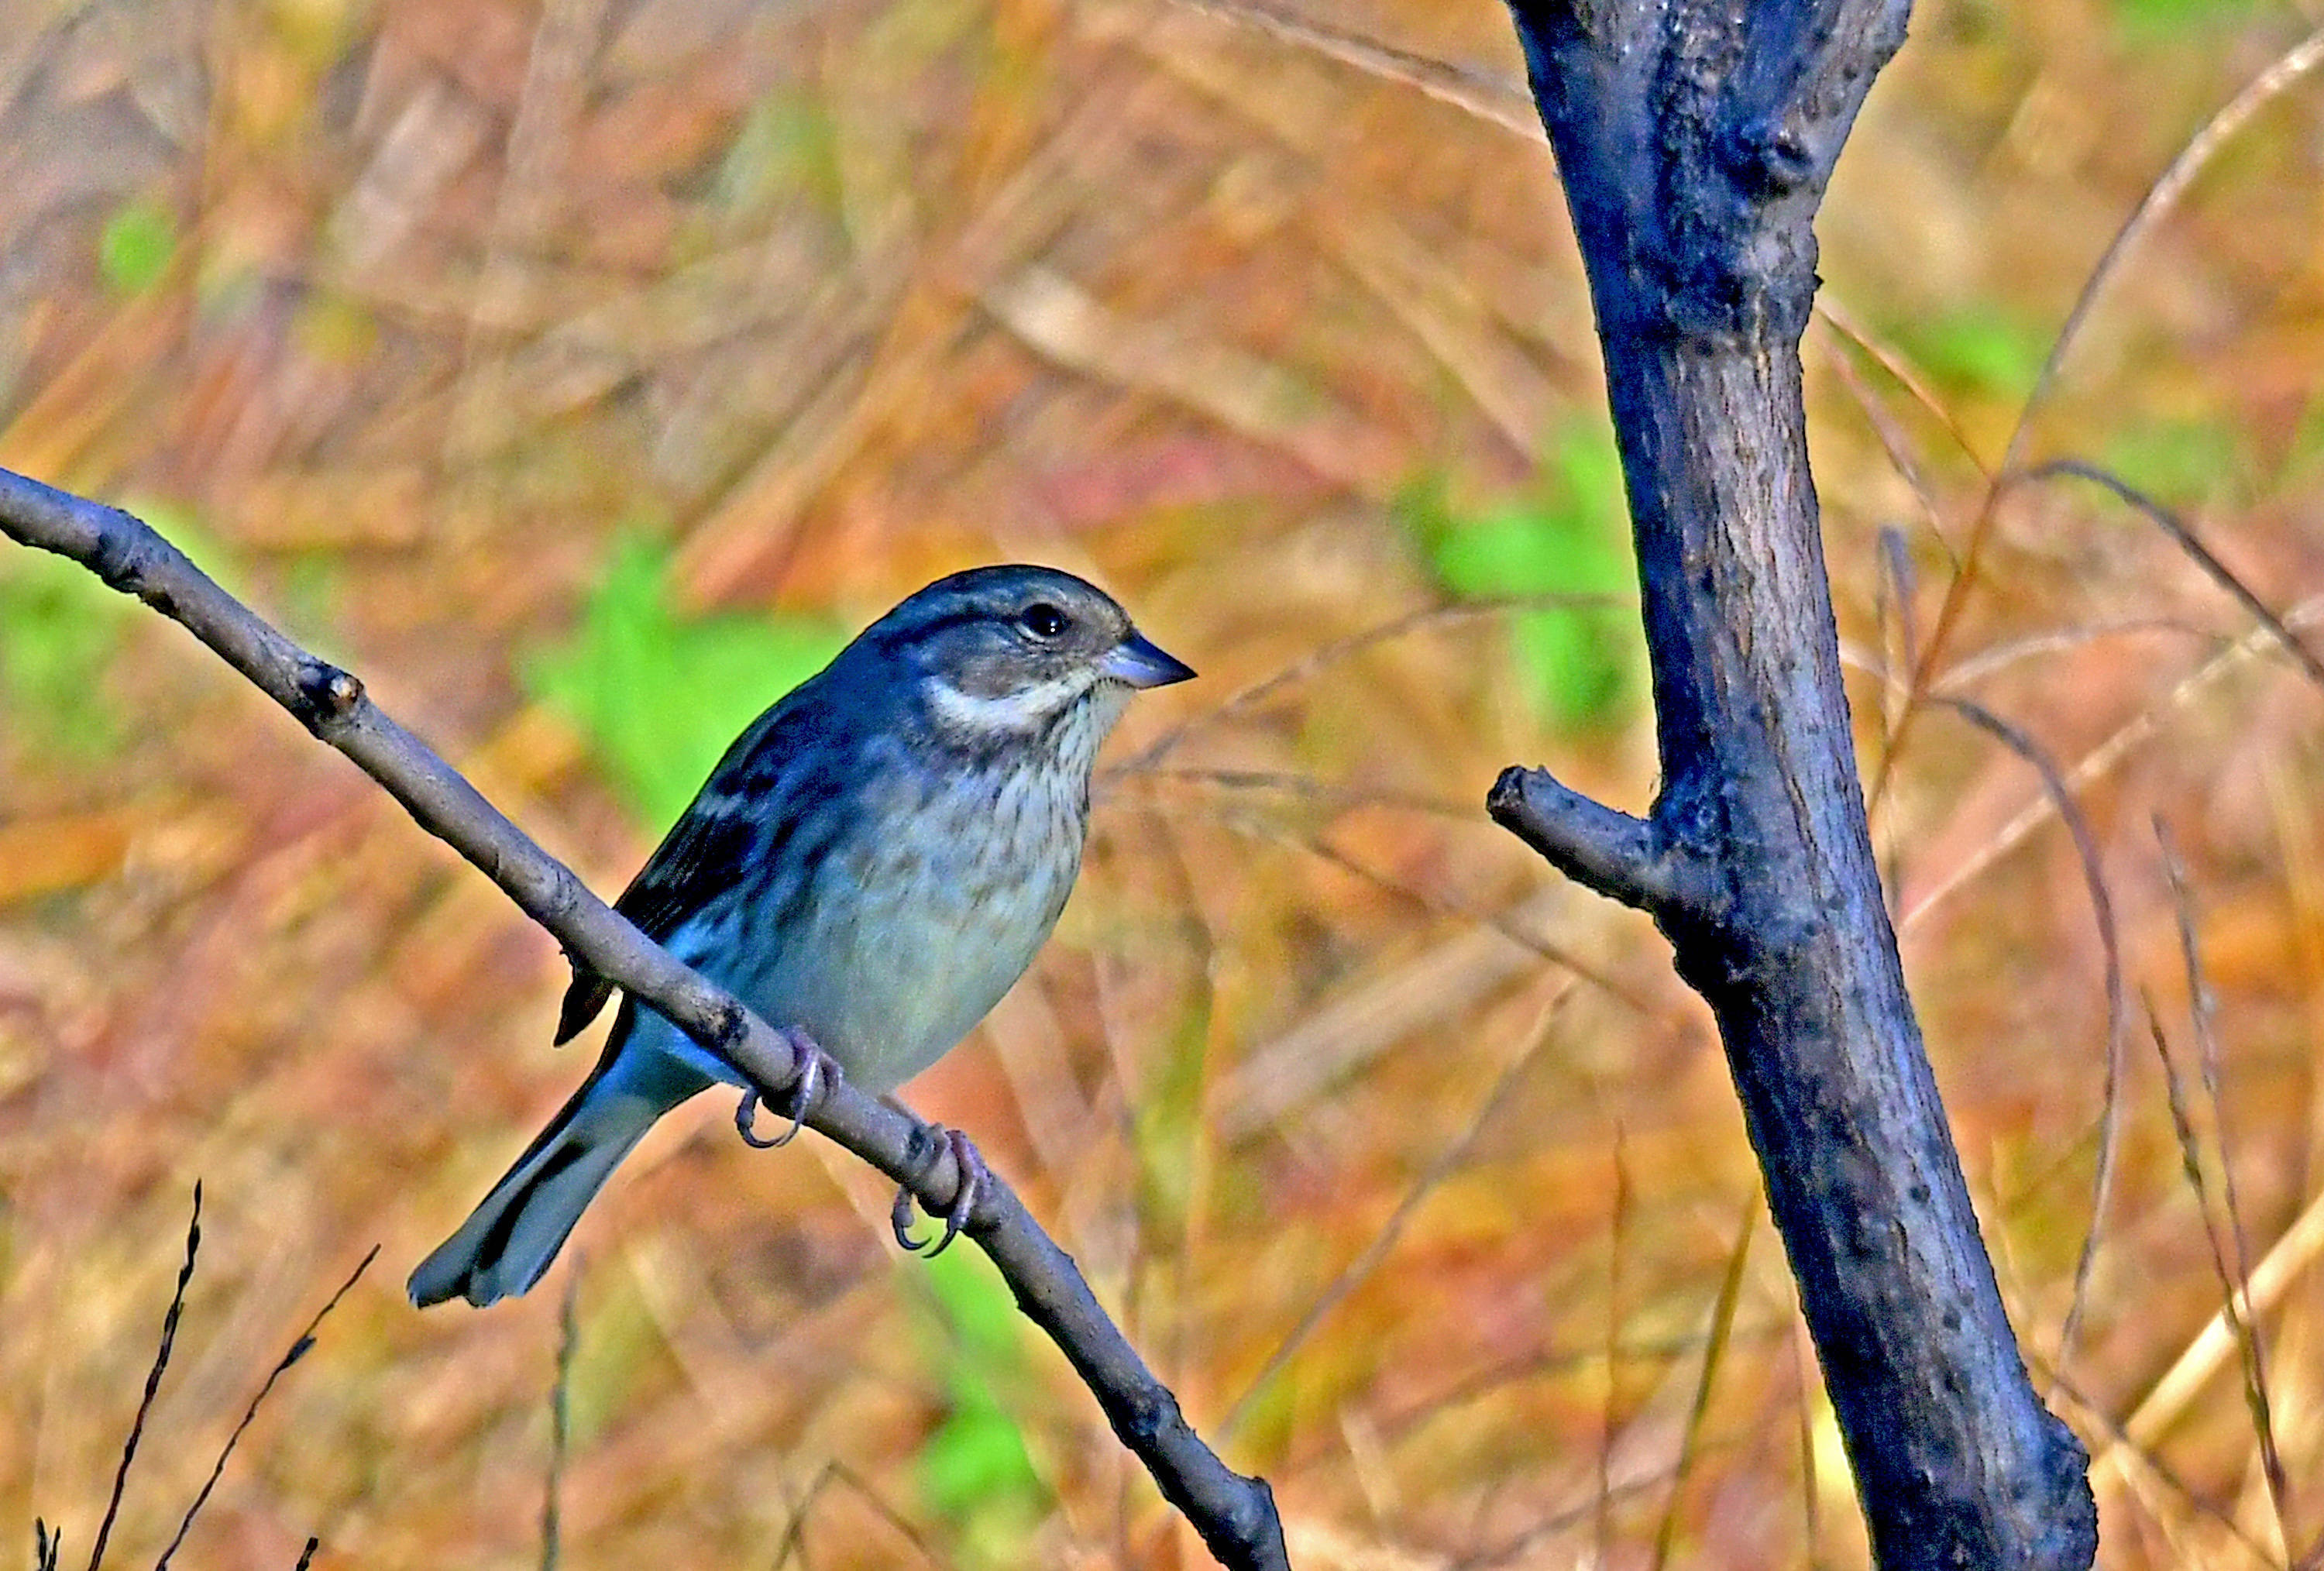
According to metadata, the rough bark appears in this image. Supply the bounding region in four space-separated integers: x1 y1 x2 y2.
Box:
1489 2 2099 1564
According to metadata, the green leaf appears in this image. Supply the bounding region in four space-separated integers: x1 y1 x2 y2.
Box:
923 1243 1027 1366
2108 0 2265 39
714 91 841 219
0 499 239 758
916 1250 1047 1562
1405 421 1642 734
2100 416 2247 504
1892 306 2050 403
0 547 133 755
99 198 177 296
521 538 846 827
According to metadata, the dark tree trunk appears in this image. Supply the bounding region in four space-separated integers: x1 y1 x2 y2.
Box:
1487 3 2099 1565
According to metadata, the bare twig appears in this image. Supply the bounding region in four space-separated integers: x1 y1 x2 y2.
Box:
1648 1200 1755 1571
1155 0 1542 140
1217 995 1568 1439
153 1246 380 1571
1934 700 2125 1389
2020 459 2324 693
0 469 1287 1571
2156 827 2290 1544
86 1184 201 1571
1118 595 1626 774
542 1269 580 1571
768 1459 947 1571
1884 26 2324 790
1900 595 2324 936
1485 767 1716 923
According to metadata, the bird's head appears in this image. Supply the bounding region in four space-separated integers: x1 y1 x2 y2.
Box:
865 565 1195 753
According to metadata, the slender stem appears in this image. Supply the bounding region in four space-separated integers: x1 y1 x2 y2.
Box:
0 467 1287 1571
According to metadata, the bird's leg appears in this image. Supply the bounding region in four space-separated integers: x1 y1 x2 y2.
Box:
735 1028 843 1150
891 1121 987 1257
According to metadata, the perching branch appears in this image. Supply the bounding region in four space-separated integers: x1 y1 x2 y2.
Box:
1492 1 2098 1566
0 466 1288 1571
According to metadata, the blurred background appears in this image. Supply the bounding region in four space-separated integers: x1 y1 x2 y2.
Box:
2 0 2321 1564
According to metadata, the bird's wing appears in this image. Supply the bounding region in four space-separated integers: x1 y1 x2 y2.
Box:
553 691 827 1045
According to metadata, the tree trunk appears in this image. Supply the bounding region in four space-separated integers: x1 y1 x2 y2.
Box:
1487 3 2099 1564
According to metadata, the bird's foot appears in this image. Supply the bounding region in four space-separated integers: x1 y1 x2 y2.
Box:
892 1123 986 1257
735 1028 843 1150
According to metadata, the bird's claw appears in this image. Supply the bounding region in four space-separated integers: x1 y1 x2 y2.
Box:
735 1029 841 1150
892 1125 985 1257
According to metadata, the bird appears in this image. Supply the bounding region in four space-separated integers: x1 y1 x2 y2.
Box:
408 564 1195 1308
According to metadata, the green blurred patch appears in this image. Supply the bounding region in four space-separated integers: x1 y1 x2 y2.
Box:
0 546 134 755
1134 992 1209 1236
1889 304 2051 404
714 90 843 221
1404 422 1641 734
522 538 846 827
916 1247 1048 1566
2100 415 2249 504
98 196 177 296
2108 0 2267 39
0 498 222 756
2282 393 2324 487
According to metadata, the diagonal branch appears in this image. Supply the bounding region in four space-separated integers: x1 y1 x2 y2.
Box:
0 466 1288 1571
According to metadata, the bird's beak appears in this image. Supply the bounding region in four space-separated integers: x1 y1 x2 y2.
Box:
1101 631 1197 689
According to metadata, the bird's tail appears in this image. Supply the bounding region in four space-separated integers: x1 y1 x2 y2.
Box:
409 1029 706 1308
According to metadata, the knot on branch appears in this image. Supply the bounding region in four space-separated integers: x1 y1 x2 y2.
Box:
1116 1384 1184 1448
88 512 150 596
1727 115 1815 196
290 661 365 735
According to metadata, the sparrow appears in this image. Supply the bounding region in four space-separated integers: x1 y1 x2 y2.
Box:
409 564 1194 1308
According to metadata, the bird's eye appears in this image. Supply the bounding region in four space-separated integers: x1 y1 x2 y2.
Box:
1019 603 1068 639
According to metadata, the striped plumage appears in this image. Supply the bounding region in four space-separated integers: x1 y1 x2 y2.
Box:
409 565 1193 1308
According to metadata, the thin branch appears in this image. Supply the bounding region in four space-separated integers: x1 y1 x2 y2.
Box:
1116 594 1625 775
87 1184 201 1571
1486 767 1715 923
1216 994 1568 1439
2156 827 2291 1542
2020 459 2324 693
0 469 1287 1571
542 1268 580 1571
1885 26 2324 792
153 1246 380 1571
1649 1198 1755 1571
1156 0 1542 141
2146 1003 2288 1552
1934 700 2125 1390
